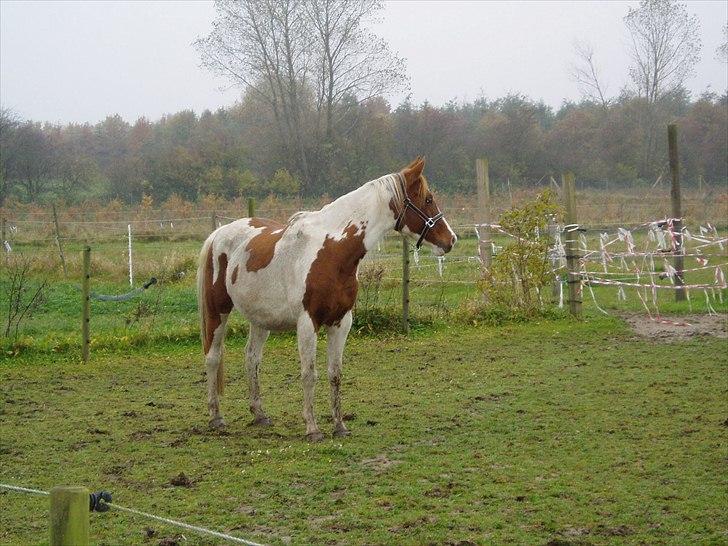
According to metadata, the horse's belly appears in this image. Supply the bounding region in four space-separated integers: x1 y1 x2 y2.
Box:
228 270 303 331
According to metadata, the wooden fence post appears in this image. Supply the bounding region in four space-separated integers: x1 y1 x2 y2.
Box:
211 212 217 232
82 247 91 363
50 485 89 546
402 236 410 334
248 197 255 218
563 172 582 317
52 204 68 278
667 123 686 301
476 159 492 298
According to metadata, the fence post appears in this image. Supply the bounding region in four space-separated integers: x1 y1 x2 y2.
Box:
248 197 255 218
667 124 685 301
562 172 582 317
50 485 89 546
127 224 133 287
402 235 410 334
82 247 91 363
211 212 217 232
547 215 560 303
52 204 68 278
1 217 6 265
476 158 492 300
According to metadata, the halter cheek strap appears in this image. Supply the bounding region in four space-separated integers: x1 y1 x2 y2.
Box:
394 175 445 249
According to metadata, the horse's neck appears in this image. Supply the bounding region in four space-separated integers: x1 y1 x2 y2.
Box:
316 177 395 251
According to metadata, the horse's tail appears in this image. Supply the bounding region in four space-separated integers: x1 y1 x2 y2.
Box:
197 234 224 395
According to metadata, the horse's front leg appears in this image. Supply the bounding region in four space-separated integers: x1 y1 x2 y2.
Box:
297 315 323 441
327 311 352 437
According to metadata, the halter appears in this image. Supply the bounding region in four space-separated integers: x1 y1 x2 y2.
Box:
393 173 445 249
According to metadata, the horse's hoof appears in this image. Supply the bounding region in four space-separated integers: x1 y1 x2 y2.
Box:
332 426 351 438
249 416 273 427
208 417 226 430
306 431 325 443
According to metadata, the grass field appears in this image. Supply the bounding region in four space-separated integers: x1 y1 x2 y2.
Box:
1 315 727 545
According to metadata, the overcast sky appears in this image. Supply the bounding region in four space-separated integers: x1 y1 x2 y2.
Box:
1 0 726 124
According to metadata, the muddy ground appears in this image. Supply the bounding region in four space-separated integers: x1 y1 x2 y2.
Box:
621 312 727 342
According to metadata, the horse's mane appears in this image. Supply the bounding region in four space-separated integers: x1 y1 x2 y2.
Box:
284 170 427 226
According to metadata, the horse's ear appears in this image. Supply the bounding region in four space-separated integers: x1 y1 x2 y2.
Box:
405 156 422 169
403 156 425 186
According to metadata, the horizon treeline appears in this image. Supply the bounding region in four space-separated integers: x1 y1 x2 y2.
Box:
1 88 726 206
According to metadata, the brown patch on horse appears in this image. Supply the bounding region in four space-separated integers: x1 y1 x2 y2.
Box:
231 265 239 284
303 223 367 330
203 248 233 354
203 248 233 395
245 218 287 272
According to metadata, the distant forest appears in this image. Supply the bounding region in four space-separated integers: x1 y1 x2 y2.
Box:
1 88 726 206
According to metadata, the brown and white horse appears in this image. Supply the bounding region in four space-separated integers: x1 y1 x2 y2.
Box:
197 157 456 441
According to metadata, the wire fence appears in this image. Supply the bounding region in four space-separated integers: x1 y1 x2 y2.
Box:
0 482 265 545
1 201 727 354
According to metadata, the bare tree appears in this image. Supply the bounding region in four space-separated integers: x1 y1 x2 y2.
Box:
195 0 407 192
196 0 313 189
624 0 702 105
623 0 701 177
570 40 609 109
717 22 728 62
305 0 408 139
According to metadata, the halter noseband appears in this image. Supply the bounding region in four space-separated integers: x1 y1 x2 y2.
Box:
393 174 445 249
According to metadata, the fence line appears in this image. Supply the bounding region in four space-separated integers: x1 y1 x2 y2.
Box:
0 482 265 546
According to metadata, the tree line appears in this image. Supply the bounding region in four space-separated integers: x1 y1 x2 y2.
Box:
0 0 725 206
1 88 725 206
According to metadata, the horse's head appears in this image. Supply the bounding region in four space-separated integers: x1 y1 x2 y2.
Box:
392 157 457 255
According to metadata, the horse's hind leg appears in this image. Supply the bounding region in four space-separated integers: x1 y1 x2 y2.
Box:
327 311 352 437
206 313 229 429
246 323 271 426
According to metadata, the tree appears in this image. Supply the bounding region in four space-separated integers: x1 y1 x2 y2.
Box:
267 168 300 195
623 0 701 178
0 108 21 205
305 0 407 139
196 0 316 191
624 0 701 105
718 23 728 62
195 0 407 194
570 40 609 109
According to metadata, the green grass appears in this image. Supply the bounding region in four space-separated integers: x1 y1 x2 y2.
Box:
1 316 727 545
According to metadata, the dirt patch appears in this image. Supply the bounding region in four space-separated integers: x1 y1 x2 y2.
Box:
361 454 399 473
168 472 193 487
621 313 727 342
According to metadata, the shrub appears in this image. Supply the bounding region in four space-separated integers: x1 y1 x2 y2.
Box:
2 255 49 339
480 190 562 314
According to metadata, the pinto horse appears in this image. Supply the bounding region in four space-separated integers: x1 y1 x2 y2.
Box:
197 157 456 441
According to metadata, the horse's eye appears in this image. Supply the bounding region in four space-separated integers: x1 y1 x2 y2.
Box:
425 196 433 204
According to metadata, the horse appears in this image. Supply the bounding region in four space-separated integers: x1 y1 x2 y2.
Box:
196 157 456 441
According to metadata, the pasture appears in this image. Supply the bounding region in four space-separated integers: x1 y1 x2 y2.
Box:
2 316 727 545
2 188 727 545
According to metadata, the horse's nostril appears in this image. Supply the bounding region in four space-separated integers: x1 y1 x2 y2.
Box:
451 234 457 246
